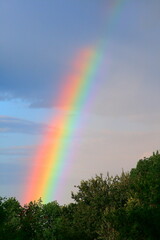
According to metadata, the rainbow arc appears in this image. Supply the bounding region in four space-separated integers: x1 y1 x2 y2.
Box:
24 0 126 204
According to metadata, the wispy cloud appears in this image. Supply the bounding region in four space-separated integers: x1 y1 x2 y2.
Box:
0 162 28 185
0 115 46 134
0 145 35 156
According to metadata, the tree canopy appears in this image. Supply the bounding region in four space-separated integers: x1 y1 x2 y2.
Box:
1 151 160 239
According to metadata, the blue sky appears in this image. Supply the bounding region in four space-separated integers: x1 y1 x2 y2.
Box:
0 0 160 204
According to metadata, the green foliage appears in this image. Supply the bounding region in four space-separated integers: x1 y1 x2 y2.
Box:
1 151 160 239
101 151 160 240
0 197 6 228
20 199 45 240
0 197 22 240
42 201 62 240
130 151 160 205
120 151 160 240
71 174 120 240
97 172 130 240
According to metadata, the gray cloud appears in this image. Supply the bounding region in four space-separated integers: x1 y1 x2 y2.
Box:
0 0 159 110
89 39 160 119
0 0 105 108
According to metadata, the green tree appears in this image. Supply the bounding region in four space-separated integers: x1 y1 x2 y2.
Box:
57 203 78 240
20 199 44 240
130 151 160 205
1 151 160 240
42 201 62 240
98 172 130 240
71 174 130 240
0 197 22 240
0 197 6 233
111 152 160 240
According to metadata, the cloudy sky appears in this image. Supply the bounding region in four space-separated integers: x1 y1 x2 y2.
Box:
0 0 160 205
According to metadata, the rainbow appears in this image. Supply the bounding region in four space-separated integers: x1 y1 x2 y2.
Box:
24 0 126 204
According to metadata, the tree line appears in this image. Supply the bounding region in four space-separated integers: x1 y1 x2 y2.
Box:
1 151 160 240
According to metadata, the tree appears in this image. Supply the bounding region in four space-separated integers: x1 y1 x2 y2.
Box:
1 151 160 240
71 173 130 240
0 197 22 240
112 152 160 240
42 201 62 240
20 199 44 240
98 172 130 240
